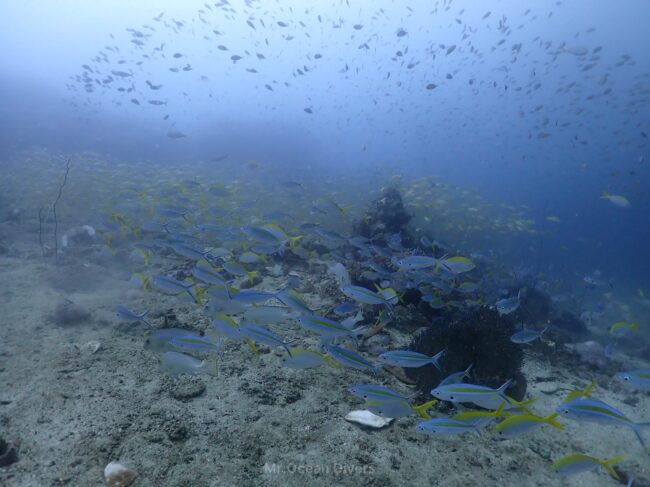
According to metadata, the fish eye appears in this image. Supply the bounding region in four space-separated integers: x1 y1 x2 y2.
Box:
450 396 454 400
562 409 569 415
624 375 630 381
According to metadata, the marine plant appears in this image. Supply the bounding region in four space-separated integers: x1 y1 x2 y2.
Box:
38 157 71 262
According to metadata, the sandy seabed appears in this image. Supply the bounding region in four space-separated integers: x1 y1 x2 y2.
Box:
1 245 649 487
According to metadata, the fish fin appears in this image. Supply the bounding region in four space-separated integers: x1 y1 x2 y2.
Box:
582 379 597 397
494 401 506 417
322 353 342 369
497 378 513 395
632 426 649 454
545 413 564 430
431 348 447 371
244 337 258 354
288 236 302 249
139 309 152 326
192 286 207 305
371 363 384 378
507 396 538 413
463 363 474 379
600 456 624 480
202 358 219 377
413 400 438 419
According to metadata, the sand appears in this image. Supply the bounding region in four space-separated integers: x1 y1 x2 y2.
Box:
1 235 650 487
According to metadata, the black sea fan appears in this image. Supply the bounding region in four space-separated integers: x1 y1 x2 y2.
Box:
406 307 526 401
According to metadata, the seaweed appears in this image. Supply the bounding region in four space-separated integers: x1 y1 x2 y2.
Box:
52 157 71 263
405 307 526 401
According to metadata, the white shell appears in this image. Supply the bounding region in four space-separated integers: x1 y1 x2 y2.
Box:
344 410 393 428
82 340 101 354
104 462 137 487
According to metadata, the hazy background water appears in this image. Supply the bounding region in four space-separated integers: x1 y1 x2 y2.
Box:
1 0 648 286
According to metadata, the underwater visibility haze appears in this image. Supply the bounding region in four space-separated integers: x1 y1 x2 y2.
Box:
1 0 650 485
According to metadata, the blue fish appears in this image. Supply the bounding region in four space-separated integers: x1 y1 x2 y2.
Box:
415 418 482 436
239 324 294 356
557 397 650 452
324 344 382 375
615 369 650 391
114 305 151 326
495 290 521 315
170 335 223 353
347 384 411 402
377 349 446 370
153 275 199 303
510 327 546 344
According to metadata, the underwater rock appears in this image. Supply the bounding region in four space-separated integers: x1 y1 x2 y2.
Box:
389 304 429 332
52 299 91 326
353 187 413 242
345 410 393 429
515 288 551 323
406 307 526 400
169 377 207 401
0 437 18 467
80 340 101 354
564 341 609 369
103 461 136 487
552 311 588 336
364 333 392 356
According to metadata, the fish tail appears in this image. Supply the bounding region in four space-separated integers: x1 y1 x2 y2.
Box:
140 309 152 327
413 400 438 419
497 378 514 395
600 456 624 480
244 337 258 354
288 236 302 249
322 353 341 369
463 363 474 378
371 363 384 378
632 425 649 454
509 397 538 412
195 286 208 305
431 348 447 371
340 204 353 215
493 401 506 417
205 358 219 377
544 413 564 430
582 379 597 397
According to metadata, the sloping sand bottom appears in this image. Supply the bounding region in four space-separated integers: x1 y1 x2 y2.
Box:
1 254 649 487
